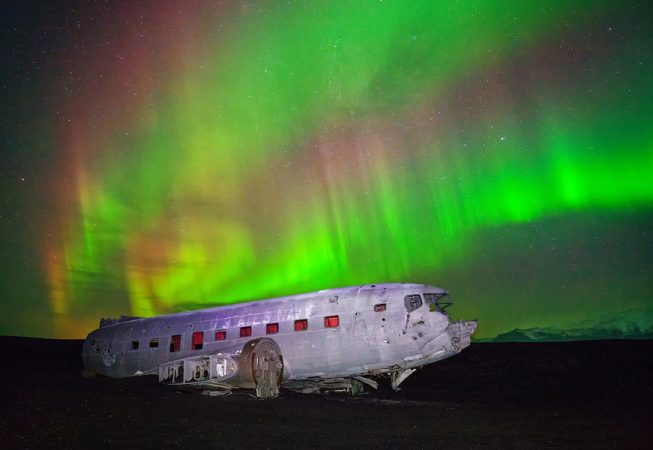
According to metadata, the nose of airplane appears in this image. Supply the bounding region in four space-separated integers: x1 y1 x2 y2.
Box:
447 320 477 352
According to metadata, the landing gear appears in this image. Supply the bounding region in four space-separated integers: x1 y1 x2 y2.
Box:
350 378 364 395
239 338 284 399
390 368 416 391
252 349 283 399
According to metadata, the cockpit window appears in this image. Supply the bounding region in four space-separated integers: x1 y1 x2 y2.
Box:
404 294 423 313
424 293 452 313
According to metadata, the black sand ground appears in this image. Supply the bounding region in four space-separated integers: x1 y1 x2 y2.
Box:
1 337 651 449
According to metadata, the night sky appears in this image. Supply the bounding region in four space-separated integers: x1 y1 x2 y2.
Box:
1 1 651 339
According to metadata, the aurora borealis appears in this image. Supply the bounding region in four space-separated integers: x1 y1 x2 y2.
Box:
1 1 651 339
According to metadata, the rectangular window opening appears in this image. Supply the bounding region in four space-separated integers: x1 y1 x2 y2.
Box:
192 331 204 350
294 319 308 332
170 334 181 353
324 315 339 328
374 303 387 312
240 326 252 338
404 294 423 313
149 338 159 349
131 340 139 351
215 330 227 341
266 323 279 334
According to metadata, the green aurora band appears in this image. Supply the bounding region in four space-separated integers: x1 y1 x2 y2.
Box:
5 1 651 338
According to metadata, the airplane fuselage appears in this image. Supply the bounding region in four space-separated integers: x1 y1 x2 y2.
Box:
82 283 476 394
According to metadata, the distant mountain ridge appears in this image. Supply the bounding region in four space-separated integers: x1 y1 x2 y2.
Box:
491 307 653 342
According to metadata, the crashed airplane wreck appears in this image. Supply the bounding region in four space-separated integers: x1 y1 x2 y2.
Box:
82 283 477 398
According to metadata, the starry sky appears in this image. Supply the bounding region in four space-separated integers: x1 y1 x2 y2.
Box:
1 1 652 339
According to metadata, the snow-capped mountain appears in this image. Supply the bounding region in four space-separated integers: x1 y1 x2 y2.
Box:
492 307 653 342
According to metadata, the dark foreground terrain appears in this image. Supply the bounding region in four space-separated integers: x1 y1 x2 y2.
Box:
0 337 651 449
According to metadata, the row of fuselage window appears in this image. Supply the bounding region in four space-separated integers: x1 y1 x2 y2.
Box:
129 314 344 353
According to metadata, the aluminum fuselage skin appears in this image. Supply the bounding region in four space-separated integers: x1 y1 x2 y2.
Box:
82 283 473 381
